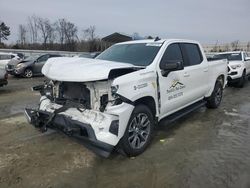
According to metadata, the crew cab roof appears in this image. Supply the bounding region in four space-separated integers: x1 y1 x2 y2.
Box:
116 39 201 45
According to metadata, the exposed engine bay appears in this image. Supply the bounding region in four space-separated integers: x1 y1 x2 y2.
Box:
36 80 118 113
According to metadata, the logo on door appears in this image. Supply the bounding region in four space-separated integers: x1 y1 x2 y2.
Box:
167 79 185 93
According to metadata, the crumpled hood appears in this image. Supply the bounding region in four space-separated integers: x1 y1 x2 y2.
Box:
7 59 23 66
42 57 137 82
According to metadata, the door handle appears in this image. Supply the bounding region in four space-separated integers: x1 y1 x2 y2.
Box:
203 68 208 72
183 72 190 77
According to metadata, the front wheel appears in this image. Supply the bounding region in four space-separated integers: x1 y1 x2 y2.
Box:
120 104 154 157
23 68 33 78
206 80 223 109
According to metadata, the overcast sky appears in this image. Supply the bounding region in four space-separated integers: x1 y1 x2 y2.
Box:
0 0 249 44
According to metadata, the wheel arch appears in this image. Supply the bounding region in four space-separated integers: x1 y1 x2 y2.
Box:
24 66 33 71
217 74 225 86
134 96 157 118
206 74 226 98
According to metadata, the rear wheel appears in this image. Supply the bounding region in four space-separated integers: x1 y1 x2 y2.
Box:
206 80 223 109
23 68 33 78
120 104 154 157
236 70 246 88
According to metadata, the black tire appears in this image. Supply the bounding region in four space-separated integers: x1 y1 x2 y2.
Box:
227 81 234 87
236 70 246 88
120 104 154 157
206 80 223 109
23 68 33 78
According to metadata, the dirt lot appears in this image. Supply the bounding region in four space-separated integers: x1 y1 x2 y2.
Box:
0 76 250 188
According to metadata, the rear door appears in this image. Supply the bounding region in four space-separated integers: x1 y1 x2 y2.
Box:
179 43 209 102
158 42 209 118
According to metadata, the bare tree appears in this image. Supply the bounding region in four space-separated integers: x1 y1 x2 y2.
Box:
55 19 78 50
37 17 54 48
83 26 98 51
18 24 27 45
0 21 10 44
247 42 250 52
224 44 230 52
132 32 141 40
83 25 96 41
231 40 240 51
211 40 219 52
27 15 39 43
55 19 66 45
64 22 78 43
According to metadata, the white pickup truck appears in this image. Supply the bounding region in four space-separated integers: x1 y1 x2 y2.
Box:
25 39 227 157
212 51 250 87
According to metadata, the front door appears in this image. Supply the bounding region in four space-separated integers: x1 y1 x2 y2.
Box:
33 54 49 74
158 43 189 117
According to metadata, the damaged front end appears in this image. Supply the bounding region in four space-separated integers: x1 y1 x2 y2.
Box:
25 80 134 157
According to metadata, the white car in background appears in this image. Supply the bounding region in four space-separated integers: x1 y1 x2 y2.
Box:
0 68 8 87
213 51 250 87
0 52 22 69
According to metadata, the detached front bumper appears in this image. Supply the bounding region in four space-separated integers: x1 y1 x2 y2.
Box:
24 97 134 157
6 67 24 76
24 108 114 157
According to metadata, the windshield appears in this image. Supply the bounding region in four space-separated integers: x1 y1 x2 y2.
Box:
213 53 242 61
96 43 162 66
24 55 38 61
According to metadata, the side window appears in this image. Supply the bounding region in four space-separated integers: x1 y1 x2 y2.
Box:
160 43 183 65
181 43 203 66
0 55 11 60
37 55 49 63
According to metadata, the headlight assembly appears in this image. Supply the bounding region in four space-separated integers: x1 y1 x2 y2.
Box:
16 63 24 68
231 64 241 69
111 85 119 97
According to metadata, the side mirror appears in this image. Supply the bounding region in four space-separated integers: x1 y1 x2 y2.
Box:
160 60 184 76
245 57 250 61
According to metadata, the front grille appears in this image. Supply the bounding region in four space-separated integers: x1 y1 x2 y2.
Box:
59 82 91 109
229 71 237 76
7 65 14 69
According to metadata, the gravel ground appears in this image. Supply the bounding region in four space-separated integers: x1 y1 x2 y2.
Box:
0 76 250 188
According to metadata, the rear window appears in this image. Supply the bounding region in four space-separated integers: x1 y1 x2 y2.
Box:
181 43 203 66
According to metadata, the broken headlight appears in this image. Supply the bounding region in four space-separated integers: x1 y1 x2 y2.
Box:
32 81 54 100
111 85 119 98
110 85 122 105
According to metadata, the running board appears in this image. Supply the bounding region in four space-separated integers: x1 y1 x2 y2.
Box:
160 100 207 125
